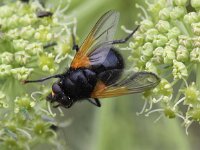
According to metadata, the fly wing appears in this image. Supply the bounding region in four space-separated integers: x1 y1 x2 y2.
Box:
70 10 119 69
91 70 160 98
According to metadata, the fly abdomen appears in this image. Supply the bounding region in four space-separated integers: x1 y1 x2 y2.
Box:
92 48 124 85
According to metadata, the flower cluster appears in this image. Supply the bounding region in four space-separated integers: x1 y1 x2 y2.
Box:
129 0 200 134
0 0 74 149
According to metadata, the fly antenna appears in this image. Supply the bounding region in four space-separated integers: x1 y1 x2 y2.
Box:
23 74 63 84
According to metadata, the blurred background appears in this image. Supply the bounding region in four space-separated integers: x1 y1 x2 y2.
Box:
45 0 199 150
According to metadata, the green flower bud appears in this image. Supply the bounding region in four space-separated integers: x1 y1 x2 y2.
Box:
190 47 200 63
167 27 181 39
133 46 142 59
178 35 192 48
140 43 151 63
166 39 178 49
148 0 165 19
191 0 200 9
134 58 145 70
34 25 54 42
13 39 29 51
19 14 37 26
0 64 12 78
183 82 200 106
38 53 57 73
140 20 154 32
34 122 47 135
176 45 189 62
6 29 20 39
14 51 31 65
20 25 35 39
130 41 141 50
170 6 186 19
163 46 175 64
129 42 137 49
11 67 33 81
145 61 158 73
174 0 188 6
159 7 172 20
14 95 35 113
25 42 43 55
193 37 200 47
187 108 200 121
153 34 168 47
156 79 173 96
140 55 149 63
0 52 13 64
6 14 19 29
134 34 144 46
0 5 13 18
2 138 21 150
164 106 176 118
156 20 170 33
162 96 172 104
152 47 164 64
172 60 188 79
184 12 199 24
145 28 159 42
141 42 153 57
33 122 55 138
192 22 200 35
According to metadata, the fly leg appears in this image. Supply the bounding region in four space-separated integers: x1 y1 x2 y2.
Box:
112 25 139 44
72 29 79 52
87 98 101 107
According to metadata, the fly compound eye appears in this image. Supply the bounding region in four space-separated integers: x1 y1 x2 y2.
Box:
52 83 62 94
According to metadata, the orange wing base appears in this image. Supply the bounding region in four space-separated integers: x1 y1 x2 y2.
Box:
91 80 129 99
